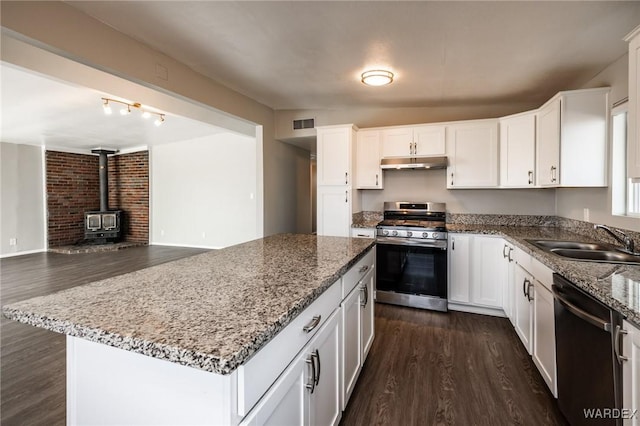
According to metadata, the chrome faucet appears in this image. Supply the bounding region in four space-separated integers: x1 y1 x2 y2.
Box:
594 224 637 255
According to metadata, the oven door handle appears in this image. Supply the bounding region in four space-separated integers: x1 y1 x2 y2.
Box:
552 287 611 332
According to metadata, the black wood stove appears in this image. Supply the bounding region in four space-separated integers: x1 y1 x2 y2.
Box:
84 149 122 243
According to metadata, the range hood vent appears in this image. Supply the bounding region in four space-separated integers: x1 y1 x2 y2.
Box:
381 156 448 170
293 118 315 130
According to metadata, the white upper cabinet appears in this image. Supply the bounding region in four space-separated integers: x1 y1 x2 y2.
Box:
356 129 383 189
536 98 561 187
536 88 609 187
447 119 499 188
317 125 356 186
381 124 446 158
626 25 640 179
500 111 536 187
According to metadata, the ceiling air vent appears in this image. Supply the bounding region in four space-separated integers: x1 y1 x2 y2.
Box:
293 118 315 130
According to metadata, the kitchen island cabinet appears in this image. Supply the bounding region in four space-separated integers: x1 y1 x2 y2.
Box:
3 234 375 425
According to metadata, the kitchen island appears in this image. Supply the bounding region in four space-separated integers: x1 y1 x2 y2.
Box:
3 234 376 425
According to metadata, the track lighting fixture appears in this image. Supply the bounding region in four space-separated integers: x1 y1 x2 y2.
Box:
101 98 165 125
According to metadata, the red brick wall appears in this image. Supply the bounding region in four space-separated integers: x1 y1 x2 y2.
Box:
108 151 149 243
46 150 149 247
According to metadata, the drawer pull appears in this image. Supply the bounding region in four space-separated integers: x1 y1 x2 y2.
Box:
313 349 321 386
359 265 370 274
614 325 628 364
303 315 321 333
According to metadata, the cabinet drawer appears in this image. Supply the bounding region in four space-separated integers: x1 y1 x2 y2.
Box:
531 257 553 291
513 246 532 273
342 247 375 299
351 228 376 239
237 280 341 416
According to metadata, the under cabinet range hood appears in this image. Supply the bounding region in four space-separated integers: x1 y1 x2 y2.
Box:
380 156 448 170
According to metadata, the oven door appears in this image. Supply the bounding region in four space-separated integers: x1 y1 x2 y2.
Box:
376 239 448 302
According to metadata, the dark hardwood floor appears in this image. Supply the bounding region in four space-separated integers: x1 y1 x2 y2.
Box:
2 248 567 426
341 303 568 426
1 246 208 426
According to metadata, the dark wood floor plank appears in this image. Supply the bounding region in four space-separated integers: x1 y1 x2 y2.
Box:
1 246 208 426
340 304 568 426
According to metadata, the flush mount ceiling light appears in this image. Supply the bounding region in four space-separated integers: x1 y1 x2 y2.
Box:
361 69 394 86
101 97 165 125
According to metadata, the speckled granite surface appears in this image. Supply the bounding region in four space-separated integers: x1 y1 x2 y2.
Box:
352 211 383 228
448 224 640 327
2 234 375 375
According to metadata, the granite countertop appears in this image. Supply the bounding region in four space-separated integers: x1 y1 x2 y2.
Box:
2 234 375 375
448 224 640 327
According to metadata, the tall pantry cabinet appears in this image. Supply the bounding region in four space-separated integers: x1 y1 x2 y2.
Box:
316 124 359 237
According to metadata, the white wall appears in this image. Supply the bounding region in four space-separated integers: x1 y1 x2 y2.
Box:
556 53 640 232
151 133 258 249
361 169 556 214
1 1 305 238
0 142 46 256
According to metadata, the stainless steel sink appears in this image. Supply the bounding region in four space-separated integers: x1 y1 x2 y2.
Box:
525 239 640 265
527 239 612 251
549 248 640 265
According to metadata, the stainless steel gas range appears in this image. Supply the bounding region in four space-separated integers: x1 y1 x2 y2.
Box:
375 202 448 312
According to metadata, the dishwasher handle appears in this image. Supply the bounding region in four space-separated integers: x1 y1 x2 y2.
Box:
552 286 612 332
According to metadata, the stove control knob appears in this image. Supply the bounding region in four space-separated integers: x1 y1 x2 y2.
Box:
406 231 412 237
391 230 398 236
422 232 429 238
383 230 389 236
432 232 441 239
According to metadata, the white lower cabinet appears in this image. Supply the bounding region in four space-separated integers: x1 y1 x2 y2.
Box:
241 310 341 426
513 263 534 354
448 234 505 315
501 241 516 323
351 228 376 239
532 279 557 397
340 250 375 410
511 247 557 396
317 186 352 237
341 283 362 407
623 320 640 425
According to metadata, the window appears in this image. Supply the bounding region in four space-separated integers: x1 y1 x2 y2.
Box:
612 103 640 217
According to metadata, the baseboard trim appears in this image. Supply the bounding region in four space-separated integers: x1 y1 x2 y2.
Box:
447 301 506 318
0 248 46 258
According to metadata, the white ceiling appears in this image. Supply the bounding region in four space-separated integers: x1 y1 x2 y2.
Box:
0 63 226 151
66 1 640 110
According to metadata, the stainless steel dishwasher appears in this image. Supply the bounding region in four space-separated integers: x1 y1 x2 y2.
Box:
553 274 624 426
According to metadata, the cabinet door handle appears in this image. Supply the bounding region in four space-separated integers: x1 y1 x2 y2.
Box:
345 190 348 203
451 238 455 250
313 349 321 386
503 244 508 258
409 142 412 155
550 166 557 183
375 174 379 186
614 325 629 364
359 264 370 274
360 283 368 307
523 278 528 298
303 315 321 333
305 354 316 393
527 282 534 301
451 173 454 186
508 247 513 262
528 170 533 185
345 172 348 185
